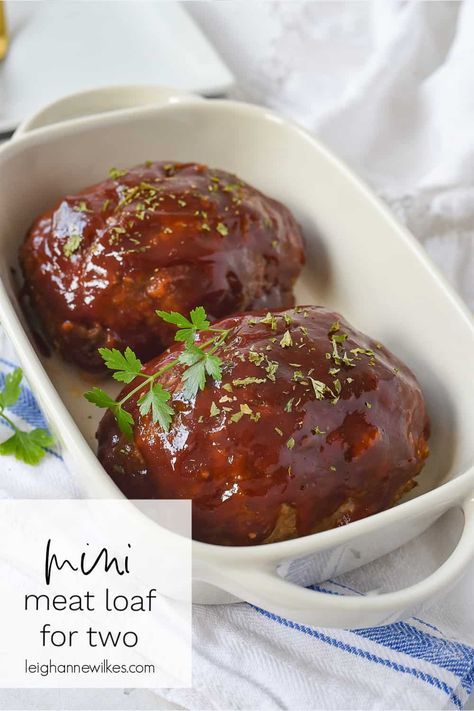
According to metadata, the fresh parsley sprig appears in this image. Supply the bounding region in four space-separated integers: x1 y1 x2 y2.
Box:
84 307 231 439
0 368 54 465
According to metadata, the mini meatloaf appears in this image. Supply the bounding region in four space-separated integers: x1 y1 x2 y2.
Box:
96 306 430 546
20 162 304 371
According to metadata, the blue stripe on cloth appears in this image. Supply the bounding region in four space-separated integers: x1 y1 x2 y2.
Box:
251 605 464 708
0 356 21 370
412 617 444 634
311 582 474 697
356 623 474 694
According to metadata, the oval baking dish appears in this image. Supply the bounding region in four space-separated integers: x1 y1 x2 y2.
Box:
0 91 473 628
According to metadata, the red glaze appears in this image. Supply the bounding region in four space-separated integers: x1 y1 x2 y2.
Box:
97 306 430 546
20 162 304 371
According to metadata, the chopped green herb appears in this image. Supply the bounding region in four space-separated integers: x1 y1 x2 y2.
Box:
75 200 91 213
248 351 265 366
219 395 234 403
342 352 356 367
351 347 375 357
286 437 295 450
63 234 82 257
109 167 128 180
279 330 293 348
216 222 228 236
260 313 277 330
210 402 220 417
309 378 327 400
232 377 267 387
230 403 253 423
222 183 239 193
265 359 279 381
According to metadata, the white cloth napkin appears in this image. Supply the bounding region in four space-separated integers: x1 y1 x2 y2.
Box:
2 1 474 709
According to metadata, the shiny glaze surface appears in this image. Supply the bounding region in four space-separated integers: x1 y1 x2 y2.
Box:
97 306 430 546
20 162 304 371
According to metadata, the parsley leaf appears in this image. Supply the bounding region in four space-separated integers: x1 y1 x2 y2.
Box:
179 349 222 399
203 353 222 381
0 368 22 409
97 346 143 383
84 387 117 409
115 408 134 440
0 428 54 465
178 344 205 367
84 387 135 439
181 361 206 400
138 384 174 431
156 310 194 328
157 306 210 345
85 306 230 436
190 306 211 330
0 368 54 465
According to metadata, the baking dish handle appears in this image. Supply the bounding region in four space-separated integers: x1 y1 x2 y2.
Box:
206 495 474 629
13 84 200 139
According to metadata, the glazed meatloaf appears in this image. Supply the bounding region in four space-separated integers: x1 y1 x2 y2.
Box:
96 306 430 546
20 162 304 371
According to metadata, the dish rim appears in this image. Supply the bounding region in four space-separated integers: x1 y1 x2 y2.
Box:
0 96 473 564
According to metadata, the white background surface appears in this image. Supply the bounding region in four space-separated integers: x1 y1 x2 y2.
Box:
0 1 233 132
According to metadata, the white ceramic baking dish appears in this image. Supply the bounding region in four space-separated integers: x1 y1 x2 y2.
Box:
0 89 473 629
